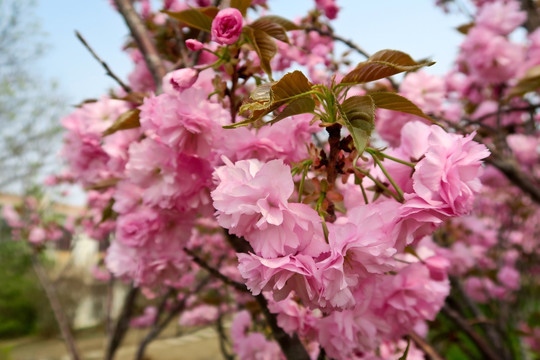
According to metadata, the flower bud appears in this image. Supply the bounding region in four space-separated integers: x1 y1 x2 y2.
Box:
211 8 243 45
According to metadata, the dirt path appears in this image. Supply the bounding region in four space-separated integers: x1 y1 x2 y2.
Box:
1 326 224 360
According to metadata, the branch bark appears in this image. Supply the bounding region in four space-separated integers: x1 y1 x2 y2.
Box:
486 155 540 205
31 251 81 360
104 283 139 360
113 0 167 91
75 31 132 93
441 305 504 360
408 332 445 360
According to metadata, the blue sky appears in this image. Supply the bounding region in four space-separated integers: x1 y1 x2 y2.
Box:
36 0 467 105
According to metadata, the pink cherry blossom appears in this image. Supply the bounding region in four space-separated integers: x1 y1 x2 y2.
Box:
161 68 199 94
211 8 243 45
476 0 526 35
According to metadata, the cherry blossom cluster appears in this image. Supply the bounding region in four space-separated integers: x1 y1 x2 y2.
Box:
10 0 540 358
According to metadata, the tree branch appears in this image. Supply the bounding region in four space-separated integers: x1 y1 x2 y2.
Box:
134 278 210 360
75 31 131 93
486 155 540 205
408 332 444 360
183 247 249 293
441 305 504 360
32 251 81 360
222 234 310 360
304 26 370 59
104 283 139 360
113 0 167 91
255 293 311 360
520 0 540 33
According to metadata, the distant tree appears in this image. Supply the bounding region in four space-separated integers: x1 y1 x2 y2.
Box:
0 0 65 192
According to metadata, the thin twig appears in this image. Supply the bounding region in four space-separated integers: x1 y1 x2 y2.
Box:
467 103 540 125
216 314 234 360
304 26 399 90
134 278 210 360
304 25 370 59
183 247 249 293
75 31 132 93
32 251 81 360
408 332 445 360
113 0 167 91
105 283 139 360
441 305 504 360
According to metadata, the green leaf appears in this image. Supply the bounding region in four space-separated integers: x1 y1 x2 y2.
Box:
163 8 217 32
103 108 141 136
270 96 315 123
231 0 252 16
228 71 313 128
243 26 278 78
339 95 375 155
256 16 302 31
251 19 289 43
507 65 540 98
341 49 435 85
370 92 433 122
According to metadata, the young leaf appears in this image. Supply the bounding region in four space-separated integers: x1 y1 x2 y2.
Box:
370 92 434 122
271 70 313 102
257 15 302 31
270 96 315 123
507 65 540 98
251 19 289 43
339 95 375 155
231 0 252 16
229 71 313 127
341 49 435 85
456 22 475 34
103 108 141 136
243 26 278 78
163 8 217 32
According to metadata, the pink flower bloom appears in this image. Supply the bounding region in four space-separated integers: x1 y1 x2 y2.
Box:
459 27 524 84
476 0 526 35
212 158 327 257
60 97 131 186
178 304 219 326
400 71 446 115
139 88 230 159
162 68 199 94
116 206 160 247
126 138 213 211
317 278 389 357
315 0 339 19
2 205 22 228
464 276 505 302
185 39 204 51
130 306 157 328
211 8 243 45
237 253 322 306
267 295 320 337
380 262 450 334
507 134 540 165
231 310 284 360
410 125 490 217
424 255 450 281
497 265 520 290
28 227 47 244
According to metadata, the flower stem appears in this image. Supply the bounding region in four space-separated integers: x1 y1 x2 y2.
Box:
370 154 405 202
366 148 415 168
